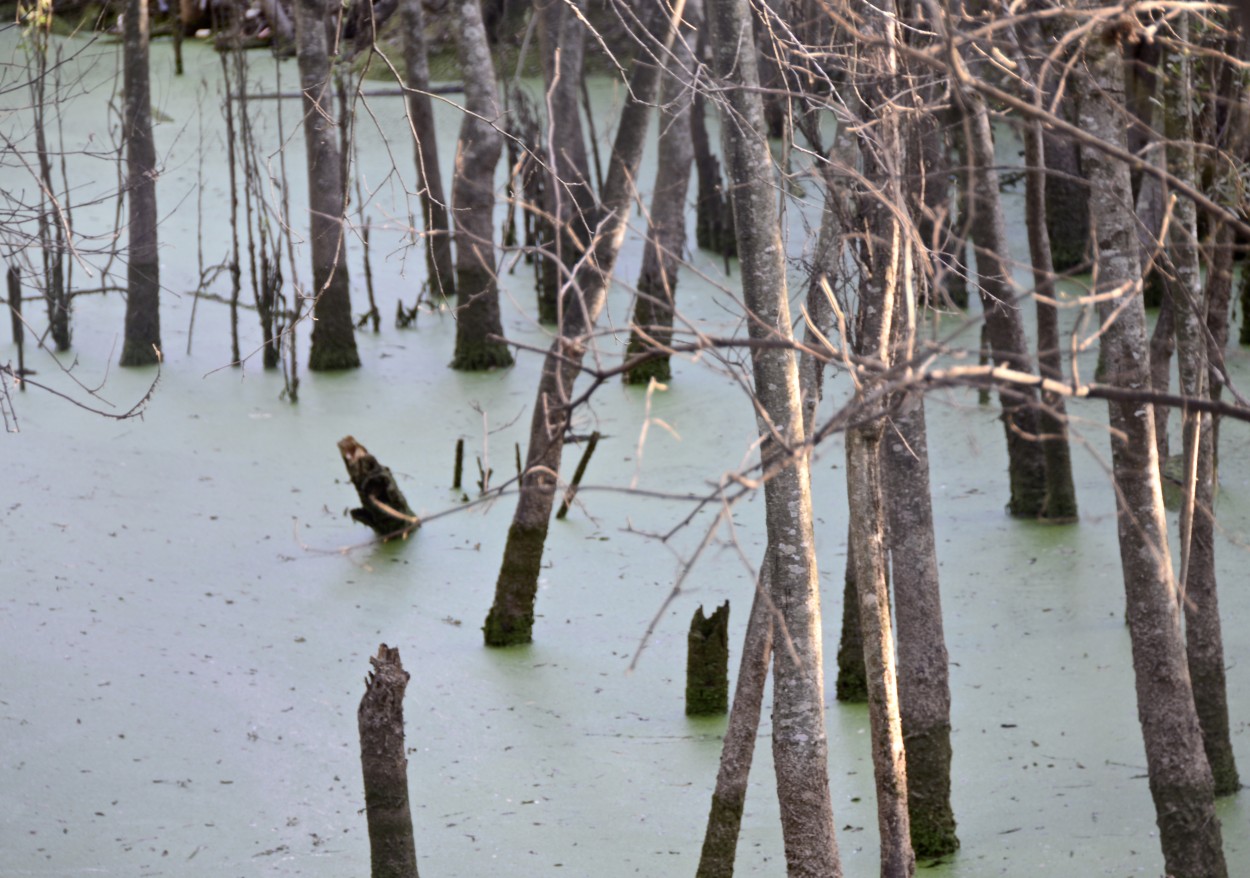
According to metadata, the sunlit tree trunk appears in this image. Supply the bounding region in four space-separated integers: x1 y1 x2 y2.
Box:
449 0 512 371
402 0 454 299
1076 16 1226 876
1162 19 1239 797
484 0 677 646
119 0 161 367
706 0 841 872
294 0 360 371
623 0 699 385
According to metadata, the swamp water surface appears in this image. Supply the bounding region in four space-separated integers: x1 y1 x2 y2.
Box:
1 29 1247 878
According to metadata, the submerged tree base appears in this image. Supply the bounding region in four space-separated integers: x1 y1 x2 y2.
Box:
451 340 513 372
622 350 672 385
906 723 959 859
119 339 161 367
483 520 547 646
309 344 362 371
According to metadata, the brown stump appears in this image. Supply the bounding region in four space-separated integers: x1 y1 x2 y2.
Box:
358 644 419 878
686 601 730 715
338 436 417 538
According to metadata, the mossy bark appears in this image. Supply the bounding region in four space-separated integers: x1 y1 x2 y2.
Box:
686 601 729 715
835 534 867 703
903 723 957 859
483 521 546 646
358 644 419 878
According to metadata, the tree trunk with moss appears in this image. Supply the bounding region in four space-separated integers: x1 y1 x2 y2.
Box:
120 0 161 367
707 0 841 871
449 0 512 371
1076 20 1226 877
402 0 454 300
623 0 699 385
484 0 676 646
294 0 360 371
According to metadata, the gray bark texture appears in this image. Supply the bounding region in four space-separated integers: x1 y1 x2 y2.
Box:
402 0 455 299
623 0 700 385
484 0 676 646
294 0 360 371
449 0 512 371
695 562 774 878
120 0 161 367
706 0 841 873
1076 21 1227 878
1162 24 1239 797
358 644 419 878
884 401 957 859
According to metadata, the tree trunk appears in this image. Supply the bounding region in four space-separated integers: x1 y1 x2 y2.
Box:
402 0 454 300
1076 20 1227 877
696 560 774 878
120 0 161 367
956 94 1051 518
358 644 419 878
294 0 360 371
707 0 842 873
1041 132 1089 272
534 0 596 324
623 0 699 385
484 0 677 646
884 402 956 859
1162 22 1239 797
449 0 512 371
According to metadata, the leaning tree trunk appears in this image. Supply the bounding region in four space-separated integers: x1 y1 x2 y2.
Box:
695 555 774 878
1076 18 1227 878
956 93 1052 518
402 0 454 299
707 0 842 872
119 0 161 367
483 0 677 646
294 0 361 371
1162 21 1239 797
623 0 699 385
449 0 512 371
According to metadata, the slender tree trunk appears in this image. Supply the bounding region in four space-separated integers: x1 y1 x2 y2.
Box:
695 557 774 878
534 0 596 324
623 0 700 385
706 0 840 872
1162 21 1239 797
484 0 677 646
120 0 161 367
1011 23 1079 522
1076 20 1226 877
358 644 419 878
449 0 512 371
294 0 360 371
956 94 1051 518
402 0 454 300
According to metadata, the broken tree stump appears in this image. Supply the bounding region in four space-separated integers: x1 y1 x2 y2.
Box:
687 601 730 716
338 436 417 537
359 644 420 878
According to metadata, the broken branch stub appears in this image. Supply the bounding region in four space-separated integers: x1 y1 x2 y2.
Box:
338 436 418 537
